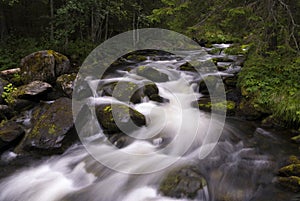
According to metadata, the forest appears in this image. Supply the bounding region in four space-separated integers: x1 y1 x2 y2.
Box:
0 0 300 200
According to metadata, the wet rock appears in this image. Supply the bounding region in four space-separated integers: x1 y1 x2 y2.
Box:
99 80 167 104
198 76 220 95
13 81 52 101
56 73 77 98
136 66 169 82
196 98 236 115
125 54 147 62
237 99 264 120
159 166 207 199
12 99 37 112
0 120 25 153
20 50 70 84
95 103 146 134
73 80 93 100
179 62 195 72
15 97 77 154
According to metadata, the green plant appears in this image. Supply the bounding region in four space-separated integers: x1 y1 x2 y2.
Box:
2 83 17 104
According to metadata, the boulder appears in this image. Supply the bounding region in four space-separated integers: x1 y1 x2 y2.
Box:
0 120 25 153
13 81 52 101
159 166 207 199
0 105 14 121
56 73 77 98
277 176 300 192
0 78 9 104
279 164 300 177
136 66 169 82
15 97 77 154
95 103 146 134
99 80 167 104
20 50 70 84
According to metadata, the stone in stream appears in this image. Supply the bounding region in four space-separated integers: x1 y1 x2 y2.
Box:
98 80 168 104
56 73 77 98
95 103 146 134
15 97 78 155
159 166 207 199
0 78 9 104
20 50 71 84
135 66 169 82
0 120 25 153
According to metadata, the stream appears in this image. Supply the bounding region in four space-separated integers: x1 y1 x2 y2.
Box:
0 44 299 201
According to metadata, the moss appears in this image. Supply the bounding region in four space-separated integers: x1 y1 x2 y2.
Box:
48 124 57 135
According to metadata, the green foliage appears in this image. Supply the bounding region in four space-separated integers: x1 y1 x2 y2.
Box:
1 83 17 104
238 51 300 126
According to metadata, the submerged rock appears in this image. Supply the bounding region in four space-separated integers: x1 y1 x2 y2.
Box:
15 97 77 154
159 166 207 199
95 103 146 134
20 50 70 84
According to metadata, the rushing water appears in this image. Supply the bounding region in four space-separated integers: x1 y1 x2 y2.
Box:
0 47 299 201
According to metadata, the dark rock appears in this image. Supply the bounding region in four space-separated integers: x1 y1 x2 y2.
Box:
95 103 146 134
12 99 37 112
13 81 52 101
237 99 264 120
0 120 25 153
159 166 207 199
136 66 169 82
99 80 167 104
15 97 77 154
0 78 9 104
56 73 77 98
179 62 195 72
277 176 300 192
196 98 236 115
279 164 300 177
20 50 70 84
0 105 14 121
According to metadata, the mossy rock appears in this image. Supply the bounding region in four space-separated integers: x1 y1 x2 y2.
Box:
56 73 77 98
237 99 264 120
125 54 147 62
179 62 196 72
20 50 70 84
197 98 236 115
279 164 300 177
0 120 25 153
0 78 9 104
199 75 220 95
135 66 169 82
15 97 77 154
13 81 52 101
159 166 207 199
99 80 167 104
95 103 146 134
277 176 300 192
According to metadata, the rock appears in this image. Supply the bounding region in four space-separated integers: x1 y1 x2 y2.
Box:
125 54 147 62
12 99 37 112
13 81 52 101
20 50 70 84
95 103 146 134
136 66 169 82
0 120 25 153
159 166 207 199
237 99 264 120
179 62 195 72
277 176 300 192
107 133 133 148
0 78 9 104
15 97 77 154
99 80 167 104
292 135 300 143
196 98 236 115
56 73 77 98
198 76 219 95
73 80 93 100
0 105 14 121
279 164 300 177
